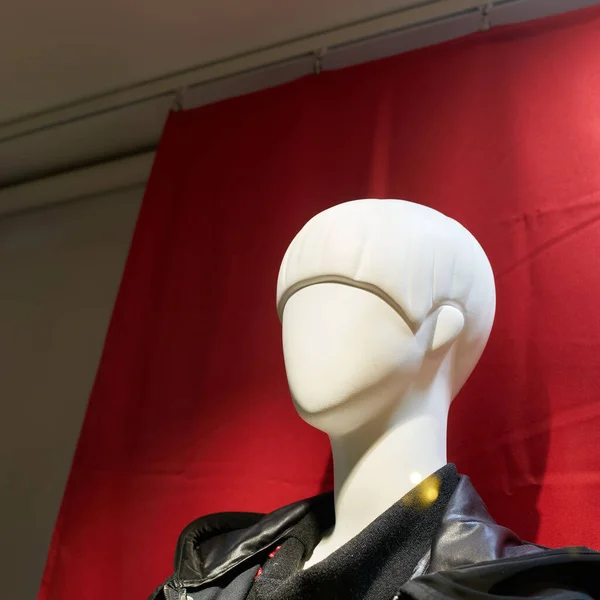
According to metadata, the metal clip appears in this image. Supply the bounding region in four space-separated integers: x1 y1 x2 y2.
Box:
479 1 493 32
172 86 188 112
313 48 327 75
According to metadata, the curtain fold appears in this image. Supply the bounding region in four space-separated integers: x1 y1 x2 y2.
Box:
40 6 600 599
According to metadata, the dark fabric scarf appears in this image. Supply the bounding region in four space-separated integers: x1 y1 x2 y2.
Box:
247 464 459 600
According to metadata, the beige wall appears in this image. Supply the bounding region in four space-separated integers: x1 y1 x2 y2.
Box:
0 187 143 600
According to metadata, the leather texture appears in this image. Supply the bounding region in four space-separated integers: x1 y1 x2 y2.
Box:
175 494 333 587
171 473 544 590
422 475 545 575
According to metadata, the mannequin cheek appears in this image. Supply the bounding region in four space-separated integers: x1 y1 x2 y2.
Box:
283 332 423 416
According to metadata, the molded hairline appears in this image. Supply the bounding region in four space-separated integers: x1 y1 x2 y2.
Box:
277 275 467 334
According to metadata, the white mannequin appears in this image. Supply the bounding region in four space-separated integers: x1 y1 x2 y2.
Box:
276 199 496 568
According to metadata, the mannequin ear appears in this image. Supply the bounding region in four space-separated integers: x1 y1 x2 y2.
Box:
429 305 465 352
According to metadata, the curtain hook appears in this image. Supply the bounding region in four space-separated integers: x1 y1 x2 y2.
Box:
479 1 494 32
313 48 327 75
172 86 188 112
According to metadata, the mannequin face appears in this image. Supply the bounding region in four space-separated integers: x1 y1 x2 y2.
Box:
282 283 427 437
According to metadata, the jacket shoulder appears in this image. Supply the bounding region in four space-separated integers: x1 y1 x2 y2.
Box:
404 547 600 599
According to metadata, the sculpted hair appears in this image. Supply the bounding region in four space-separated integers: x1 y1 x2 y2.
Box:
277 199 496 396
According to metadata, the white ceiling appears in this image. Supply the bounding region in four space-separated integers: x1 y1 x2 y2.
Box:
2 0 421 124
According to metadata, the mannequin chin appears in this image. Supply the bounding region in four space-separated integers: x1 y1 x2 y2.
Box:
282 283 424 437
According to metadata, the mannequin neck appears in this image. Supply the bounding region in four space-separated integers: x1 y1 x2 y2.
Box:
303 371 451 569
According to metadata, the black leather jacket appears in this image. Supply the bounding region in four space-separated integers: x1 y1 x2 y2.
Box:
149 474 599 599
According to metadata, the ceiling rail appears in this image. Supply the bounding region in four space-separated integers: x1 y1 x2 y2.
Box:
0 0 494 144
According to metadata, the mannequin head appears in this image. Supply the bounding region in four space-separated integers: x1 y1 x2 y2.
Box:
277 199 495 438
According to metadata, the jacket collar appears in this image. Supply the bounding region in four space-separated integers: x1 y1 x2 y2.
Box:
174 472 539 587
175 494 333 586
417 475 542 577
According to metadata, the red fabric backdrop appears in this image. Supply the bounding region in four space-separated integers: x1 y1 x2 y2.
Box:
41 6 600 599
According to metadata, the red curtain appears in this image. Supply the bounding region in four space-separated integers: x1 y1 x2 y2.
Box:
40 6 600 600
